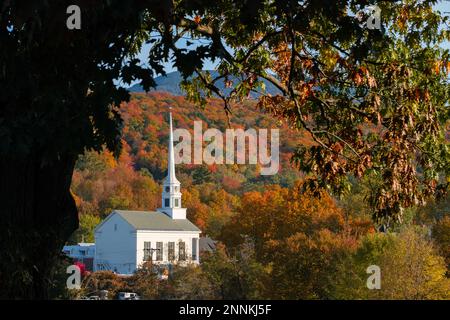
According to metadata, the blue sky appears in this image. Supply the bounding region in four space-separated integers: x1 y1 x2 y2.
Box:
136 36 218 75
437 1 450 49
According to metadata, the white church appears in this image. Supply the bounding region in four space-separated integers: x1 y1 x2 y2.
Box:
92 111 201 274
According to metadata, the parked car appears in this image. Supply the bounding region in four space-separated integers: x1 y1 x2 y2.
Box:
99 290 109 300
88 296 100 300
118 292 140 300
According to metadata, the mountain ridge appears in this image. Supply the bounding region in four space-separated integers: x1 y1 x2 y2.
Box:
128 70 281 97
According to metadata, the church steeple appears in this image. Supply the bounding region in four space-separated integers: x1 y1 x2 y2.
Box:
166 111 180 185
157 108 186 219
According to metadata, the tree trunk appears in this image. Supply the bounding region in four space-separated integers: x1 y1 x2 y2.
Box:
0 154 78 299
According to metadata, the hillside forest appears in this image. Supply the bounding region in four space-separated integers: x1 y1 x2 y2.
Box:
65 92 450 300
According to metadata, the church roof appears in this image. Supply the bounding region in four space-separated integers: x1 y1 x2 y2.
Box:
199 236 216 252
114 210 200 232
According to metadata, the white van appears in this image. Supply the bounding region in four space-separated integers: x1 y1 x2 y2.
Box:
118 292 140 300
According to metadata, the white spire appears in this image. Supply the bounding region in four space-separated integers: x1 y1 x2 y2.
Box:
157 108 186 219
166 110 180 184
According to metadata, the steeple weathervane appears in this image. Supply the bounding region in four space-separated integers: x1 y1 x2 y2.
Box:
157 108 186 219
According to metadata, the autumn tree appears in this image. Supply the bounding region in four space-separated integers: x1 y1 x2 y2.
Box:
220 182 372 298
266 230 358 299
162 264 218 300
68 214 100 244
81 271 128 300
331 227 449 299
126 261 160 299
414 193 450 268
1 0 448 299
168 0 450 224
71 148 161 217
431 216 450 269
200 242 270 299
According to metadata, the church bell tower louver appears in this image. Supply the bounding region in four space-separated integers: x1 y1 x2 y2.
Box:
157 109 187 219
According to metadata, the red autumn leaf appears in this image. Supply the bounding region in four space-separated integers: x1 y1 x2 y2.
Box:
194 15 201 24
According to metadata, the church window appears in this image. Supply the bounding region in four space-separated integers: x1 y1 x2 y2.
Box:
168 242 175 261
164 198 170 207
143 241 152 261
178 241 186 261
156 242 163 261
174 198 179 207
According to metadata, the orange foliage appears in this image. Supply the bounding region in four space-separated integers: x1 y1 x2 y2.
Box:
219 181 372 299
72 92 304 235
